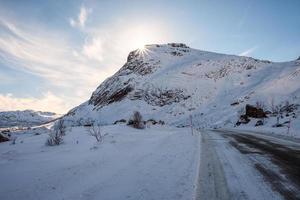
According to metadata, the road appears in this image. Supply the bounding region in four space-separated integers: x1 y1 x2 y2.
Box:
196 129 300 200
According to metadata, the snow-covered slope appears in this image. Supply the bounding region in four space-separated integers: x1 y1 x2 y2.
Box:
63 43 300 130
0 110 58 128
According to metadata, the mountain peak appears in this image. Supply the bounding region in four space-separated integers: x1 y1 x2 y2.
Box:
142 43 189 49
127 43 192 63
63 44 300 129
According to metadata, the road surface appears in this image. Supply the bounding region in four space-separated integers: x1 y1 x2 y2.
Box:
196 129 300 200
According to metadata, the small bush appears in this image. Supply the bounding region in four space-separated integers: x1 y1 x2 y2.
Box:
11 136 17 145
88 125 103 142
53 119 66 136
255 101 266 110
128 111 144 129
46 119 66 146
46 131 63 146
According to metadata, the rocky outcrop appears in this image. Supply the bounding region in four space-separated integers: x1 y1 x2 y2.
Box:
236 104 267 126
167 43 189 48
236 115 250 126
245 104 267 118
119 50 161 76
89 44 193 108
90 85 133 107
255 120 264 126
204 57 263 80
0 134 9 143
131 86 190 107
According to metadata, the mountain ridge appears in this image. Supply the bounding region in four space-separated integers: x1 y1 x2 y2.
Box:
0 109 59 128
62 43 300 129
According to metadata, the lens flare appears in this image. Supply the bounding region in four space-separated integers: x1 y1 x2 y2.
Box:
136 44 150 57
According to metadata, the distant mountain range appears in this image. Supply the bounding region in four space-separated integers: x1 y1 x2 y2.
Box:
0 110 59 128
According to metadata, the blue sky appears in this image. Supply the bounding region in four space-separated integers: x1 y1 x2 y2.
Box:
0 0 299 113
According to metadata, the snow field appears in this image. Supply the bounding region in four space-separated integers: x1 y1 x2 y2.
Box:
0 125 200 200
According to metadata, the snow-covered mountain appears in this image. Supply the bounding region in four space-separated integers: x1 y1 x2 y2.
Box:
63 43 300 129
0 110 58 128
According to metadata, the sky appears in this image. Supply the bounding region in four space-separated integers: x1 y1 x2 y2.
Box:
0 0 299 113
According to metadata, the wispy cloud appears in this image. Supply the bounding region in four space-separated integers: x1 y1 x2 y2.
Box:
0 92 68 113
0 10 169 113
82 22 170 65
0 18 112 112
239 46 258 56
69 5 91 29
82 37 104 62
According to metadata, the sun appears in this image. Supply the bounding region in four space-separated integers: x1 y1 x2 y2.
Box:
136 41 149 56
135 39 146 52
138 43 146 50
120 22 168 57
133 30 148 53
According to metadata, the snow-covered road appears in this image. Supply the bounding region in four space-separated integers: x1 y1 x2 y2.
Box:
197 129 300 200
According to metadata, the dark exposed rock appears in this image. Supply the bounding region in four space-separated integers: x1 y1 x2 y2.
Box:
272 123 284 127
127 50 139 62
203 58 261 81
167 43 189 48
136 62 160 75
113 119 127 124
146 119 157 125
90 77 190 108
1 129 10 134
108 87 133 104
236 104 267 126
245 104 267 118
90 85 133 107
144 119 165 125
235 122 241 126
246 65 255 70
0 134 9 143
231 102 239 106
236 115 250 126
131 87 190 107
158 120 165 125
255 120 264 126
120 51 161 76
171 51 183 56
